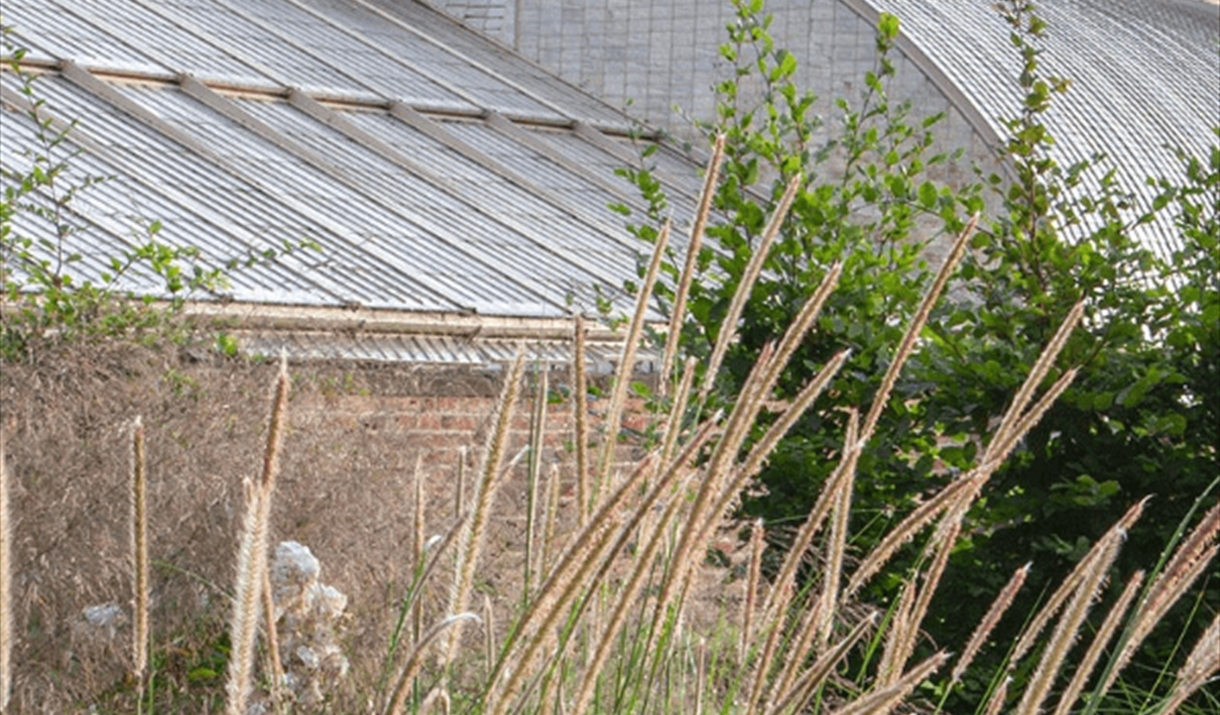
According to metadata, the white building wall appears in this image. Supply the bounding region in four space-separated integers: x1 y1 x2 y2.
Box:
423 0 516 41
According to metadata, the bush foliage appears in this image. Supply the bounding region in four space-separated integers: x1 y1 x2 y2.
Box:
616 0 1219 708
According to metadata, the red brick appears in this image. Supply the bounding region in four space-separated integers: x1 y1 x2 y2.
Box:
416 414 443 430
409 432 474 449
371 396 432 411
440 415 480 431
434 396 492 412
621 412 651 433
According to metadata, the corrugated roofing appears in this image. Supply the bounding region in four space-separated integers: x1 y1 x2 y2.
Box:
237 329 655 370
358 0 634 128
859 0 1220 263
1 0 696 351
435 1 1214 266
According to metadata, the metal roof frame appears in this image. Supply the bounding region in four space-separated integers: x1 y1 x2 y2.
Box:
1 0 706 362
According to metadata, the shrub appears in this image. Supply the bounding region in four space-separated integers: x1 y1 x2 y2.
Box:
614 0 1219 710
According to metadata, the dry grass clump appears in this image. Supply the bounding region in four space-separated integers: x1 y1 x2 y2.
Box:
0 149 1216 715
0 347 538 711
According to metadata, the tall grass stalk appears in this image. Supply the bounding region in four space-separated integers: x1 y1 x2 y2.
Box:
1102 499 1220 695
656 357 698 476
512 422 721 715
1156 610 1220 715
743 603 787 715
742 216 971 644
1078 478 1219 715
455 447 466 520
814 408 860 650
741 518 765 665
951 562 1031 686
699 174 802 400
772 589 824 703
0 430 12 713
749 416 862 715
567 440 704 715
130 417 149 687
847 305 1084 603
663 254 843 657
536 665 559 715
859 214 977 442
226 477 273 715
261 567 283 706
887 498 970 683
1050 569 1146 715
386 613 480 715
669 269 836 620
422 686 452 715
414 455 426 644
483 594 496 681
34 162 1210 715
982 676 1013 715
594 219 671 501
525 369 549 603
732 337 844 491
756 375 857 626
846 474 979 598
662 134 724 394
768 614 878 715
383 513 468 696
877 574 918 687
259 355 290 493
540 462 561 576
831 651 950 715
573 316 590 525
772 411 860 698
694 637 707 715
1011 496 1152 665
225 356 289 715
989 301 1085 455
445 353 526 670
1014 526 1127 715
749 262 843 414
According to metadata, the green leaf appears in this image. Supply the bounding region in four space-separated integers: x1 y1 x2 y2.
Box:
187 667 218 683
878 12 900 40
778 50 797 77
918 181 938 209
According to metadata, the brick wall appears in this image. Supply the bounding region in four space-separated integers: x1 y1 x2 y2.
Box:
0 349 658 706
294 373 648 491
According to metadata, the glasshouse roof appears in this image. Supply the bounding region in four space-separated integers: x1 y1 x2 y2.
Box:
859 0 1219 264
0 0 705 348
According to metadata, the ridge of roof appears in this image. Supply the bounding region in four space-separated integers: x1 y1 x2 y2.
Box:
1 0 704 338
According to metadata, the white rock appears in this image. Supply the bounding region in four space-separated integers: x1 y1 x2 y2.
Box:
82 602 123 629
273 541 320 587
